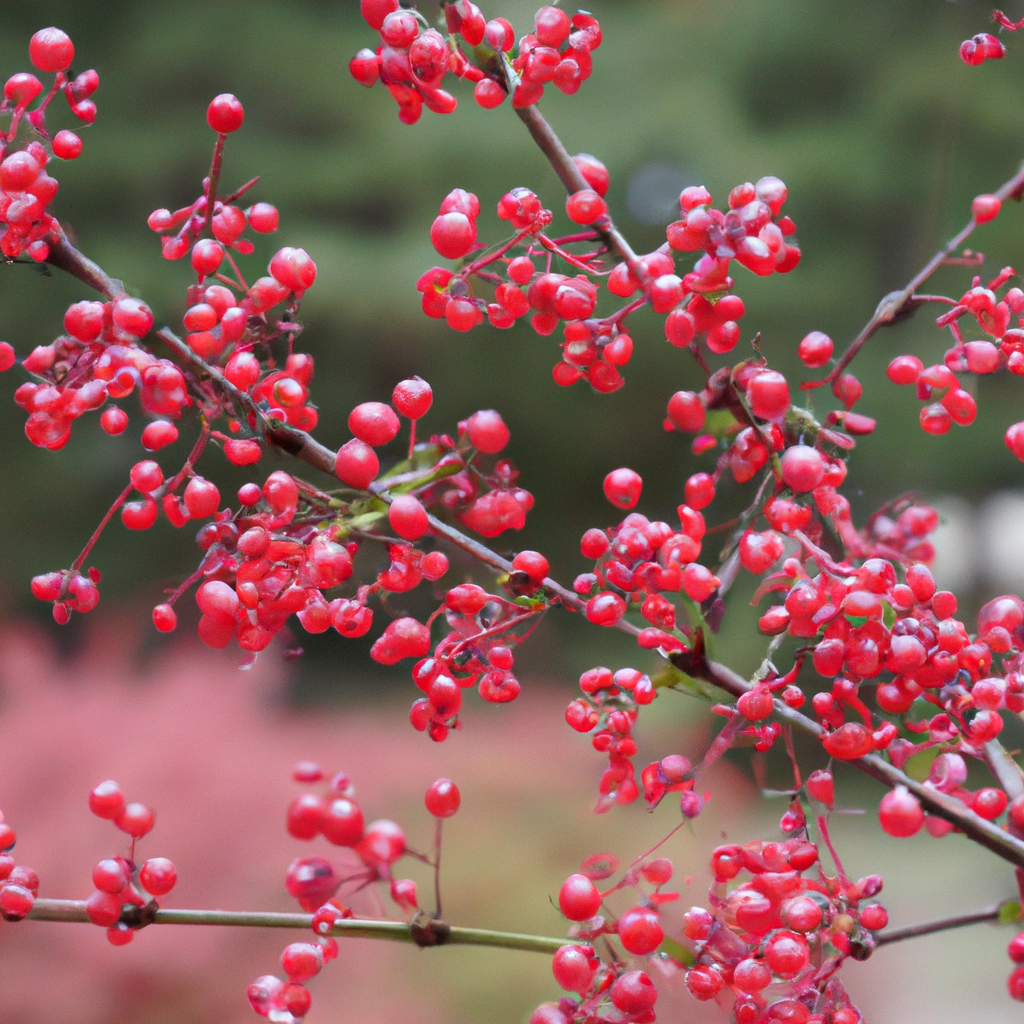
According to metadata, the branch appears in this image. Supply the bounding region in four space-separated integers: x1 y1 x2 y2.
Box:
513 104 642 272
25 899 565 954
875 905 1002 946
823 157 1024 384
686 656 1024 870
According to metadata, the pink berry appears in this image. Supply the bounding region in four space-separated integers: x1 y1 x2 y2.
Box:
248 202 279 233
878 785 924 837
565 189 607 225
207 93 244 133
269 247 317 293
465 409 510 453
747 369 790 420
430 212 476 260
617 906 664 955
52 129 83 160
573 153 609 196
610 971 657 1014
152 604 177 632
780 445 824 493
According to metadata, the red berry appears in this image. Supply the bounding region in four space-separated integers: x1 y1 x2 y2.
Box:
248 202 279 233
878 785 924 837
512 550 549 583
269 247 317 293
565 189 607 225
617 906 663 954
335 439 380 489
349 402 400 447
747 369 790 420
207 93 245 133
152 604 177 632
0 884 35 921
797 330 833 368
603 467 642 509
667 391 706 432
972 193 1001 224
115 802 155 838
425 778 461 817
86 889 121 927
139 857 177 896
321 798 365 847
431 212 476 260
465 409 510 453
361 0 399 30
388 495 429 541
29 28 74 72
183 476 221 519
558 873 602 920
52 129 83 160
92 858 130 894
89 780 126 820
610 970 657 1014
780 445 824 492
1006 422 1024 462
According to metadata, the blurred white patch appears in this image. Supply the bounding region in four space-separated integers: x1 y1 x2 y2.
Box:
625 162 695 226
929 495 975 592
979 489 1024 594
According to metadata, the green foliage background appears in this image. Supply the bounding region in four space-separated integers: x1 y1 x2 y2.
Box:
1 0 1024 693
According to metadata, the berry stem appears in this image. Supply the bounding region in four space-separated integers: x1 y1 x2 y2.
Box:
202 134 227 238
24 899 566 953
822 156 1024 385
65 481 134 581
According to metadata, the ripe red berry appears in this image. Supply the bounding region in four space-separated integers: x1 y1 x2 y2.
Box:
565 189 607 225
281 942 324 983
349 402 400 447
115 802 155 838
797 330 833 367
92 858 130 895
425 778 461 817
183 477 221 519
780 444 824 493
269 247 317 293
747 369 790 420
878 785 924 837
321 798 365 847
89 780 126 820
248 202 279 233
972 193 1001 224
335 438 380 489
573 153 609 196
152 603 177 632
512 550 549 583
1006 421 1024 462
465 409 510 453
603 467 642 509
29 28 75 72
558 873 602 920
388 495 429 541
431 211 476 260
610 971 658 1014
617 906 663 954
207 93 245 133
667 390 706 432
139 857 177 896
86 889 122 927
52 129 83 160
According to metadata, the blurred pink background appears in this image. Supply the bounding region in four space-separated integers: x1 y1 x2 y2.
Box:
0 608 1019 1023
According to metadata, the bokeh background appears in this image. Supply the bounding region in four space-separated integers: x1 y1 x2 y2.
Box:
1 0 1024 1021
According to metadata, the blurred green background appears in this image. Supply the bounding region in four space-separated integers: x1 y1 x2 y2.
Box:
2 0 1024 691
1 2 1024 1023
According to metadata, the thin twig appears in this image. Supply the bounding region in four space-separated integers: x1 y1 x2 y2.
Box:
823 158 1024 384
875 906 1002 946
25 899 565 954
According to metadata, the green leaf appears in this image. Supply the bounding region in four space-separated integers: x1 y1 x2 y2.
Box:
652 660 722 701
999 900 1022 925
679 595 714 661
656 938 695 967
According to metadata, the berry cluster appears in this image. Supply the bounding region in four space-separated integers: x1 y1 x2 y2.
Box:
350 2 602 123
0 28 96 261
681 821 883 1024
84 780 176 946
0 811 38 925
532 849 681 1023
958 9 1024 65
249 765 461 1022
417 174 799 395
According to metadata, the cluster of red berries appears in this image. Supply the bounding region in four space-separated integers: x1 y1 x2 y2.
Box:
0 28 96 261
249 766 460 1022
681 820 883 1024
0 811 39 925
8 293 181 450
958 8 1023 66
531 850 680 1023
83 780 176 946
350 2 601 123
882 269 1024 441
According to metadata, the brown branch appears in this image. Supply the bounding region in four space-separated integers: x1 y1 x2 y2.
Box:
824 157 1024 384
513 104 642 272
683 656 1024 870
875 905 1002 946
